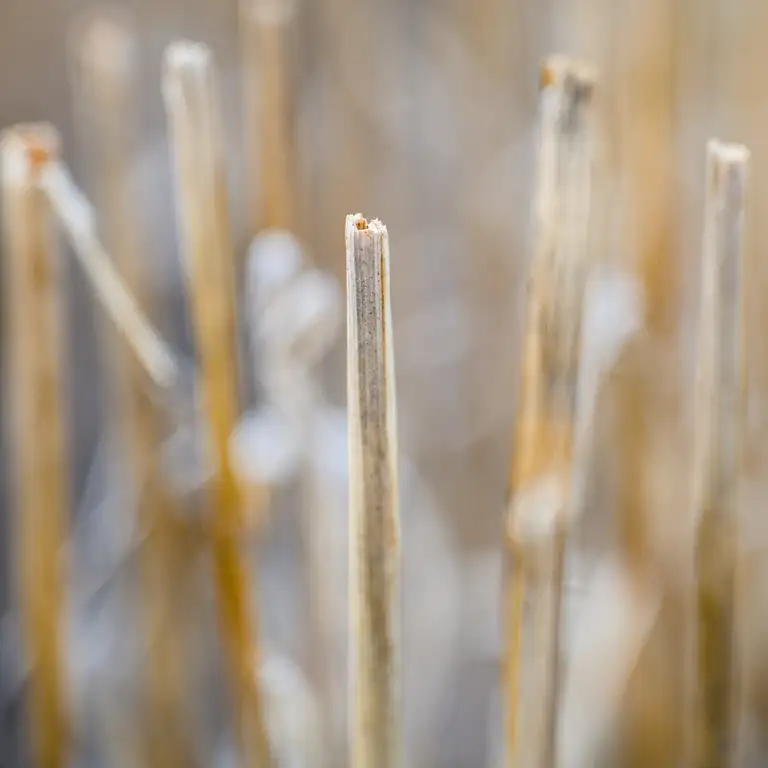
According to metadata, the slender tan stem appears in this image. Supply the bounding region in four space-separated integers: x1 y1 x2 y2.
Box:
73 14 194 765
240 0 297 233
504 57 596 768
40 160 178 391
2 125 70 768
693 140 749 768
163 41 273 767
346 213 401 768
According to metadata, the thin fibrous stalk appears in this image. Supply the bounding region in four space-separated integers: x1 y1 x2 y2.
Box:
162 41 273 767
39 161 178 392
692 140 749 768
503 57 596 768
240 0 297 233
346 214 401 768
73 14 194 766
2 125 71 768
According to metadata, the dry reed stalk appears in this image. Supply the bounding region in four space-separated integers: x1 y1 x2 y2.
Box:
73 14 193 765
239 0 297 233
716 9 768 759
346 213 401 768
40 161 178 392
162 41 273 767
503 57 596 768
692 140 749 768
2 125 70 768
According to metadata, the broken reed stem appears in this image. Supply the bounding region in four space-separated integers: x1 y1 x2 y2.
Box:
240 0 297 233
162 41 273 767
504 57 596 768
2 125 70 768
73 14 193 765
346 214 401 768
693 140 749 768
39 160 178 392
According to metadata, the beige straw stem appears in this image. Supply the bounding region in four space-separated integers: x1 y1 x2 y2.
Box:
2 124 71 768
503 57 596 768
41 160 178 392
73 14 193 765
693 140 749 768
346 214 401 768
163 40 272 767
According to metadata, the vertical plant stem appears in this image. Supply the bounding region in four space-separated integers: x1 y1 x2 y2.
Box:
2 125 70 768
503 57 595 768
693 140 748 768
163 41 272 767
346 213 401 768
41 160 179 393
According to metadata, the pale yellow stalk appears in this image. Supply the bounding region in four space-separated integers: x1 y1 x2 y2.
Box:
693 140 749 768
2 125 71 768
163 40 272 767
346 214 401 768
503 57 596 768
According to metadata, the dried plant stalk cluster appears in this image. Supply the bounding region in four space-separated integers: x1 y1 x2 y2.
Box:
0 5 763 768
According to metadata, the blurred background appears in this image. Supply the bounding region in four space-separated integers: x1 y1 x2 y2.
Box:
2 0 768 765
